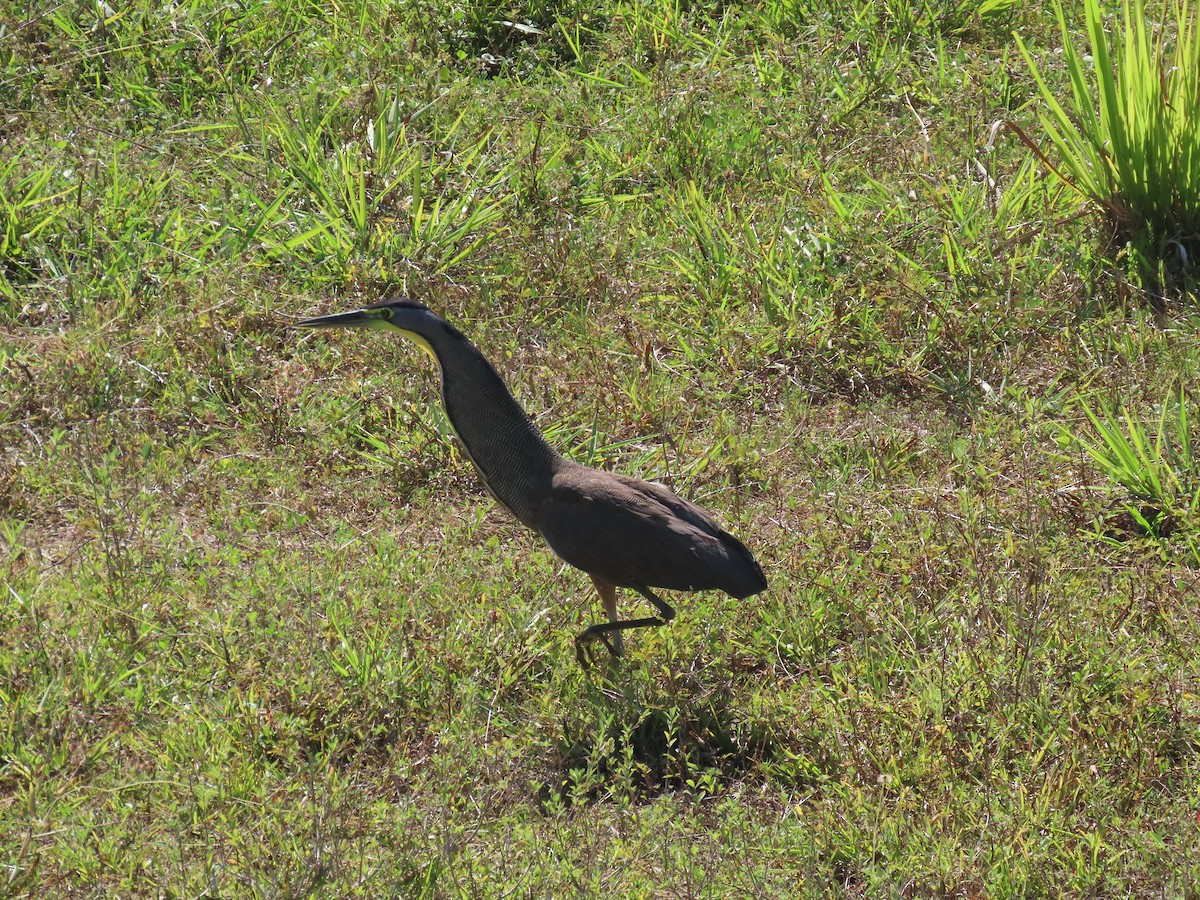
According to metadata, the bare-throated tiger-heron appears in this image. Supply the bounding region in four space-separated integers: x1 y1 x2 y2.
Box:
297 298 767 665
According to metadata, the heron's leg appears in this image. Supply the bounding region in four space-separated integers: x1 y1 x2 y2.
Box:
591 575 624 658
633 585 676 622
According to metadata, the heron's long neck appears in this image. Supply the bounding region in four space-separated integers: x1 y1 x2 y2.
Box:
424 324 562 526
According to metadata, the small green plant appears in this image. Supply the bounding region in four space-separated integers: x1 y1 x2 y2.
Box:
892 0 1019 37
765 0 1015 39
263 95 510 282
668 181 743 311
1016 0 1200 288
0 146 70 297
1064 387 1199 552
742 193 837 327
264 98 415 269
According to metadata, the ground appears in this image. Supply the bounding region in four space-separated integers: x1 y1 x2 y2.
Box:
1 0 1199 895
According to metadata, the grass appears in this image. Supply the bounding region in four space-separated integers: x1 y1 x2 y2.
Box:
2 0 1200 895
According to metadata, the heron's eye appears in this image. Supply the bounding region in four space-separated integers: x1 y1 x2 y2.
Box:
380 308 393 320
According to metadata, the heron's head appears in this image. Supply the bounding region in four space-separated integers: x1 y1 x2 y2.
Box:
297 297 444 357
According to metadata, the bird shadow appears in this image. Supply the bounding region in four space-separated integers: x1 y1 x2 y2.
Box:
540 655 779 809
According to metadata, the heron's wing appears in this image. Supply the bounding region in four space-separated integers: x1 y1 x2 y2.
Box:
609 472 728 533
534 467 766 598
607 473 766 597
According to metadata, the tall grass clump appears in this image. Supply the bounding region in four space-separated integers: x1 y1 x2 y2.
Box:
1064 387 1200 561
1017 0 1200 293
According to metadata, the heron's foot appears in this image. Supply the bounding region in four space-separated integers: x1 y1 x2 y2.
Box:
575 629 620 670
575 613 668 669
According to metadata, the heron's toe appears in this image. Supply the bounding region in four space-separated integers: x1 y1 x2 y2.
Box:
575 628 621 669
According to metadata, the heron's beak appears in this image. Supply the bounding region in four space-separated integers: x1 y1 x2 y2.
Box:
296 308 388 330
